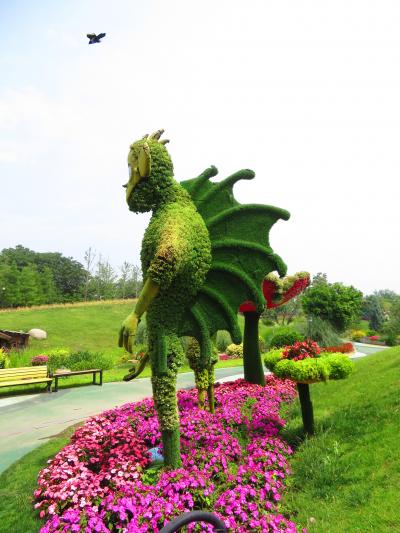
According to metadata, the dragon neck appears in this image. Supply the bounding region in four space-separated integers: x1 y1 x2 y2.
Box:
153 180 193 212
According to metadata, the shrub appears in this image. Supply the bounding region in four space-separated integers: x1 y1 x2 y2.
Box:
274 357 330 382
301 316 342 347
216 330 232 352
385 333 399 347
65 351 114 371
269 329 304 349
0 348 10 369
226 343 243 358
31 355 49 366
351 329 366 341
44 349 71 372
44 348 114 372
324 353 355 380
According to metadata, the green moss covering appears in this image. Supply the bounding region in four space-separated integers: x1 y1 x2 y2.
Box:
186 337 218 410
122 130 290 466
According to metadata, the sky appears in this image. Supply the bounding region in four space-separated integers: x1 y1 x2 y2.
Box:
1 0 399 295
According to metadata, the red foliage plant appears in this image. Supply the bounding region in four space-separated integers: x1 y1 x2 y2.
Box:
282 340 321 361
323 342 354 354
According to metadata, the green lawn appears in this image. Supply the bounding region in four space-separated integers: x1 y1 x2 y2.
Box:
281 346 400 532
0 424 79 533
0 299 136 357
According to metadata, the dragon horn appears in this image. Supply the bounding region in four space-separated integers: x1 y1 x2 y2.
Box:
160 139 170 145
148 129 164 141
142 134 149 139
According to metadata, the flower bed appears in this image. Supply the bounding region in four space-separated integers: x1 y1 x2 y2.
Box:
322 342 354 354
34 377 303 532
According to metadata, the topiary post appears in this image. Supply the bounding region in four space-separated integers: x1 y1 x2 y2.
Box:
296 383 314 435
264 341 354 436
242 310 265 386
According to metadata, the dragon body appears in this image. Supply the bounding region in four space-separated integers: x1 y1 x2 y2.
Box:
119 130 289 467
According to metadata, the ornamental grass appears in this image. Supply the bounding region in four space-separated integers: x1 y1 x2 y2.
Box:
34 377 304 532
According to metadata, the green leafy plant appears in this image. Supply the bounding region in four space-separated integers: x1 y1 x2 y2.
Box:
0 348 11 369
215 330 232 353
225 343 243 359
268 329 304 349
301 280 363 333
44 348 113 372
301 316 342 347
65 351 114 371
351 329 366 341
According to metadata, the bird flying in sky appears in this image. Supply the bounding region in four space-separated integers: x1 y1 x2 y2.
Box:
87 33 106 44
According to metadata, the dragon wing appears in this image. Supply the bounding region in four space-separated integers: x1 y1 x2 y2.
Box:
179 166 290 362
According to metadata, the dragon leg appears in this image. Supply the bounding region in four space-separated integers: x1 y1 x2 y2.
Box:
207 364 215 414
187 337 208 410
150 329 184 468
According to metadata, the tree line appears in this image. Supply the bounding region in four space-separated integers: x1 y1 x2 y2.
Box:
0 245 142 308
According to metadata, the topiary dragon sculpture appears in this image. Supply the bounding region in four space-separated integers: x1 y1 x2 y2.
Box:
118 129 289 467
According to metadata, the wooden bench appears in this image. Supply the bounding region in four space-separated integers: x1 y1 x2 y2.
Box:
51 369 103 392
0 365 52 392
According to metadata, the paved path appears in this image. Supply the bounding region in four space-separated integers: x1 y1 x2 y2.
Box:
0 367 244 473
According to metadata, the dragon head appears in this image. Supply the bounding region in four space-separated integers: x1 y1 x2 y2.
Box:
124 129 173 213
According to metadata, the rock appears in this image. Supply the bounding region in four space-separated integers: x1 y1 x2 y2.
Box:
28 328 47 340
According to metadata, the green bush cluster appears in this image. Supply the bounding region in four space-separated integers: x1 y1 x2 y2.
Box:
264 349 354 382
215 330 232 353
225 343 243 358
269 329 304 349
301 316 342 347
351 329 366 341
43 348 113 372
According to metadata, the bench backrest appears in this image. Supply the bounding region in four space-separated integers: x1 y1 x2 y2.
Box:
0 365 48 382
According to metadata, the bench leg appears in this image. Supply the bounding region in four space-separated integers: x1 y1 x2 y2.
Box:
54 377 59 392
47 382 52 393
100 370 103 386
93 372 96 384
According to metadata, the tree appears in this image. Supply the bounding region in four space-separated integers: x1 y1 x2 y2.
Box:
0 246 86 303
0 263 21 308
40 266 58 304
262 297 302 325
301 281 363 333
94 256 117 300
18 265 43 306
383 298 400 338
368 298 385 332
128 264 142 298
36 252 86 301
118 261 131 299
83 247 96 301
